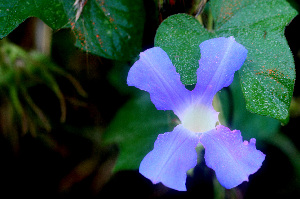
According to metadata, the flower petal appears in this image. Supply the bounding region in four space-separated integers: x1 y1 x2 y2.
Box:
200 125 265 189
193 37 247 104
139 124 199 191
127 47 190 116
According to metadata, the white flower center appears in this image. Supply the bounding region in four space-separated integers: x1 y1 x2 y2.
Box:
181 104 219 133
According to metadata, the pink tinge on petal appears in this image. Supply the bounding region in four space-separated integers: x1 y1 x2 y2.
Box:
139 124 199 191
200 125 265 189
127 47 190 116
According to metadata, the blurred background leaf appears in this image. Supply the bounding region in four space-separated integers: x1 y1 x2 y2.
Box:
103 91 177 172
0 39 86 146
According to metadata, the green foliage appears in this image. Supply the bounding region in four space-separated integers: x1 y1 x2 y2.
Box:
212 0 297 124
63 0 145 60
0 40 86 136
217 75 281 140
155 14 213 85
0 0 299 193
104 0 297 172
0 0 68 38
0 0 145 60
155 0 297 123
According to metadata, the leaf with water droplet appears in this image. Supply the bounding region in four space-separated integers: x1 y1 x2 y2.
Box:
0 0 68 38
212 0 297 123
61 0 145 60
155 14 213 85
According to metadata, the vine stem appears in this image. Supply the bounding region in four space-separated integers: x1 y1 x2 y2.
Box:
207 7 214 32
34 18 52 55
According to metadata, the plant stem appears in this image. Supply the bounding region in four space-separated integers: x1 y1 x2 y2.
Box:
34 18 52 55
207 7 214 32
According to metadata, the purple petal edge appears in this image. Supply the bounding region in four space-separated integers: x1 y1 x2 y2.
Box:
127 47 190 116
200 125 265 189
139 124 199 191
193 37 247 104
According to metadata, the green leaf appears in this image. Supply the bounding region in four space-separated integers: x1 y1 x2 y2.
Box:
211 0 297 123
0 0 68 38
62 0 145 60
154 0 297 122
155 14 213 85
103 92 176 172
217 75 281 140
0 0 145 61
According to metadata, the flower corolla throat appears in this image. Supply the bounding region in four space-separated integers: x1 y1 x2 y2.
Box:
181 103 219 133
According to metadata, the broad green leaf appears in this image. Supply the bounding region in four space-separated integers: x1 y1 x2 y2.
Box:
103 92 176 172
0 0 68 38
211 0 297 123
217 75 281 141
1 0 145 61
155 14 212 85
154 0 297 122
61 0 145 60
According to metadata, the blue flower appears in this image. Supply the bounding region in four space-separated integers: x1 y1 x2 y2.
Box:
127 37 265 191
